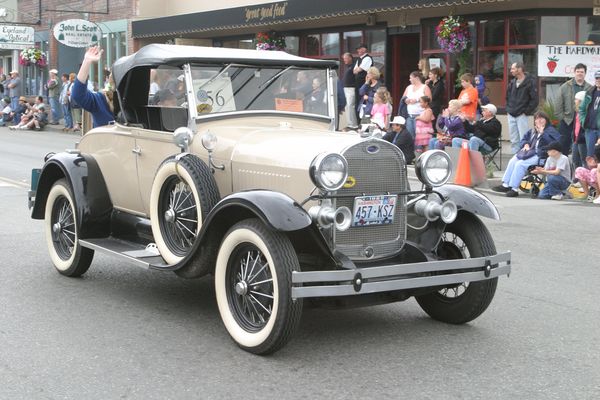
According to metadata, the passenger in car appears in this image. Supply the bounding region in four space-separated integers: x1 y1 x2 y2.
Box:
153 89 177 107
71 46 115 128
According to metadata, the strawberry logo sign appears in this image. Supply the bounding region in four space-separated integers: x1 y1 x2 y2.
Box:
547 56 559 73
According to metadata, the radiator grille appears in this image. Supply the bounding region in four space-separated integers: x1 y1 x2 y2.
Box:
334 139 408 260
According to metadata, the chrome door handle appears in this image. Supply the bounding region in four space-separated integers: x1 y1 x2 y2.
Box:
132 147 142 155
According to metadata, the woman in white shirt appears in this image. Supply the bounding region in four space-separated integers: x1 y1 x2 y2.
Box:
402 71 432 139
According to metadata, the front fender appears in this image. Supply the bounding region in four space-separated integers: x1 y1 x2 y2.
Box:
434 184 500 220
201 190 312 234
30 152 112 238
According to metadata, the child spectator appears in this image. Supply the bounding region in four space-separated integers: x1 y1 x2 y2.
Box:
430 99 466 150
370 88 390 130
532 141 572 200
414 95 434 152
458 73 478 122
574 156 599 201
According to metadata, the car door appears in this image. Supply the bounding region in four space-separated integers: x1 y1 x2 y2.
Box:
79 125 145 215
133 126 181 215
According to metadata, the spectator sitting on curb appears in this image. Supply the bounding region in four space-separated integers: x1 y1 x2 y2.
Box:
9 96 28 125
574 155 599 202
451 103 501 153
383 115 414 164
532 141 572 200
22 105 48 131
492 111 559 197
0 97 12 126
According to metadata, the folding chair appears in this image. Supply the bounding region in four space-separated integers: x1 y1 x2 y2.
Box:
482 146 502 171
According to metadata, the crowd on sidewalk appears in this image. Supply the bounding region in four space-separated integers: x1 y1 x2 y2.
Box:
339 46 599 205
0 65 110 133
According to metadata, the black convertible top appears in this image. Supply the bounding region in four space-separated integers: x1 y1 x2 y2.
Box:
112 44 338 88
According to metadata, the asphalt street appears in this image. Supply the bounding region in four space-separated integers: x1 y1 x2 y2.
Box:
1 126 599 399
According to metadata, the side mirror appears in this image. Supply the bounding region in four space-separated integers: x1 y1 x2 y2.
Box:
173 127 193 152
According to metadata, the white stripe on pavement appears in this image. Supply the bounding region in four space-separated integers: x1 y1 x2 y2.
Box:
0 177 29 188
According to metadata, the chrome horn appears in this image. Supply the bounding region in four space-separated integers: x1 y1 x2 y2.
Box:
309 202 352 231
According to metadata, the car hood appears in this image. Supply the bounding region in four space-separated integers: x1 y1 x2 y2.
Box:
229 126 362 168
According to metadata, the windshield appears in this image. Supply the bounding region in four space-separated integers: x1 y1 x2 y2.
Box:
189 65 331 117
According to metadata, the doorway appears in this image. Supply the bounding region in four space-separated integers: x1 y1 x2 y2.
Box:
390 33 420 113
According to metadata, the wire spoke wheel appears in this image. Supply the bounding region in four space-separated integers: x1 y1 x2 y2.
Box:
150 155 220 266
215 219 302 354
415 214 498 325
226 244 274 332
158 177 198 257
51 195 76 260
44 179 93 277
436 232 470 299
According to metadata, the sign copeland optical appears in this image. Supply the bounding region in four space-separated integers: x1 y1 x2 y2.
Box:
0 25 34 49
53 19 101 48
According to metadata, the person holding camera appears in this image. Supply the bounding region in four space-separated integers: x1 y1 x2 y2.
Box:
357 66 381 125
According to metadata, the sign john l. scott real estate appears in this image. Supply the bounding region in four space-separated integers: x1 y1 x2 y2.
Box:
0 25 34 50
54 19 101 48
538 44 600 84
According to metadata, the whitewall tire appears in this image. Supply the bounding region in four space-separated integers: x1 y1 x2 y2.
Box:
215 219 302 355
150 155 219 265
44 179 93 277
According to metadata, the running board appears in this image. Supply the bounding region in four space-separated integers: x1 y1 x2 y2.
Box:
80 238 169 269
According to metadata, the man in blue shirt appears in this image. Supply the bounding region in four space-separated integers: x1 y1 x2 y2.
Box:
71 46 114 128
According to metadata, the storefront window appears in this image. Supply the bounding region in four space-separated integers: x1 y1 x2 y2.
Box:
578 16 600 44
118 32 127 57
478 50 504 106
285 36 299 55
343 31 362 53
541 16 576 45
321 33 339 56
509 18 537 45
422 22 441 50
110 33 118 63
306 34 320 56
508 49 537 76
365 29 385 54
479 50 504 81
479 19 504 47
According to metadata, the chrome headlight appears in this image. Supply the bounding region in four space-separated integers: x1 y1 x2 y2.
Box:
415 150 452 187
309 152 348 191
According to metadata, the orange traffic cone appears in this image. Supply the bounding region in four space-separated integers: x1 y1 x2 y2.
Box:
454 140 472 186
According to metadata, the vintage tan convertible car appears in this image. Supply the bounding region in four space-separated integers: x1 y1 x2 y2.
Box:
29 44 510 354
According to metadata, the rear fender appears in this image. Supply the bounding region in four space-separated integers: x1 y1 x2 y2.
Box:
30 152 112 238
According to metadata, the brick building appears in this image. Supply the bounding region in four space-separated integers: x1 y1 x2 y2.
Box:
3 0 137 95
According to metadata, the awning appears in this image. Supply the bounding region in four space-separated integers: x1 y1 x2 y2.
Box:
132 0 502 39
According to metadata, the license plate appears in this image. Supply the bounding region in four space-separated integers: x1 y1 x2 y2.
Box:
352 195 397 227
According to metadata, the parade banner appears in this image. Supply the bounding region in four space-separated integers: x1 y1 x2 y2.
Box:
538 44 600 84
54 19 101 48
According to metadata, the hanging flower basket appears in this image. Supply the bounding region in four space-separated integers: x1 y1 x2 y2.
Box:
19 47 47 67
436 16 470 54
255 31 286 51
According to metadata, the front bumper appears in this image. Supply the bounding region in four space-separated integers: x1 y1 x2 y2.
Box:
291 251 511 299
